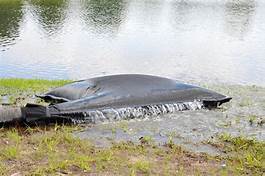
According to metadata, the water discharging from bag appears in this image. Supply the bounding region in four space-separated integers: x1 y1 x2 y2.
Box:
63 101 204 124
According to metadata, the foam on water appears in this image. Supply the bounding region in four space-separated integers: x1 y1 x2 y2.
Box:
60 100 204 124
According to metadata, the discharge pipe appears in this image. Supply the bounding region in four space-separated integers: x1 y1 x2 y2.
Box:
0 106 23 123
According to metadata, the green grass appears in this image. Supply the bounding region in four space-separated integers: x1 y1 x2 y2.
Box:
0 125 222 175
131 160 151 174
139 135 154 145
0 78 71 104
0 162 6 175
1 146 19 160
0 0 22 5
218 134 265 175
0 78 70 95
0 124 264 175
0 129 21 160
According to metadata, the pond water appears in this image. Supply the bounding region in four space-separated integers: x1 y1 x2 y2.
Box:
1 0 265 86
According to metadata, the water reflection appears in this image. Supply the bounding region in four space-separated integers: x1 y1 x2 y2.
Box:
170 0 195 29
224 0 256 39
81 0 126 35
1 0 265 85
130 0 164 28
29 0 68 35
0 0 23 47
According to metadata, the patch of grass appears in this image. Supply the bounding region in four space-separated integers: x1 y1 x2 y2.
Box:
6 129 21 144
0 0 22 5
30 0 67 7
0 162 6 176
0 78 70 95
218 134 265 175
69 152 92 171
1 146 19 160
0 78 71 105
139 135 153 145
131 160 151 174
0 129 22 160
2 125 263 175
25 125 95 174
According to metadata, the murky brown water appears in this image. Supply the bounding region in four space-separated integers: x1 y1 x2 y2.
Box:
1 0 265 86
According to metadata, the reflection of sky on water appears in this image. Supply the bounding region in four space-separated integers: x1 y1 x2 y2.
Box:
224 0 256 40
1 0 265 86
29 0 68 36
81 0 127 36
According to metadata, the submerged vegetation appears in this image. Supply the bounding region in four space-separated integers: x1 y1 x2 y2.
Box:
0 78 264 175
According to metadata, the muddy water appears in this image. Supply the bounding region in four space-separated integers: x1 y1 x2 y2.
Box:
75 85 265 154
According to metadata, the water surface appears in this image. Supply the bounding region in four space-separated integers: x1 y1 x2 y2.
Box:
76 85 265 154
1 0 265 86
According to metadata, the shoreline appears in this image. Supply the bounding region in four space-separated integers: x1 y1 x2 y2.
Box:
0 78 264 175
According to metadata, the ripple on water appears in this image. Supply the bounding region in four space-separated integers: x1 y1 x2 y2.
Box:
1 0 265 85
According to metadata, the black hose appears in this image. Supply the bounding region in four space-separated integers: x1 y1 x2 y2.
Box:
0 106 23 123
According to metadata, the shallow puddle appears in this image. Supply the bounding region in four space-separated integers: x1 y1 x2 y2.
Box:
75 85 265 154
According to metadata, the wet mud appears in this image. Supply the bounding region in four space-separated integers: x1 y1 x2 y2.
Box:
75 84 265 154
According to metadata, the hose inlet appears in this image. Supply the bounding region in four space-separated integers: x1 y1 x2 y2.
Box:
0 106 23 123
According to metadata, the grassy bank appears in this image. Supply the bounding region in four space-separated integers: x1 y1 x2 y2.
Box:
0 78 70 105
0 78 264 175
0 78 70 95
0 126 264 175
